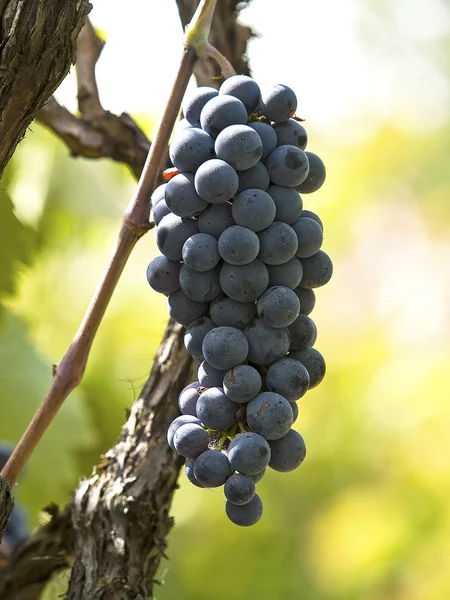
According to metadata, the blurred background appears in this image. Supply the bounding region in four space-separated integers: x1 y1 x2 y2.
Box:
1 0 449 598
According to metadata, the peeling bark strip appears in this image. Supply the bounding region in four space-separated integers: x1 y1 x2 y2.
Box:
0 478 13 546
0 0 92 176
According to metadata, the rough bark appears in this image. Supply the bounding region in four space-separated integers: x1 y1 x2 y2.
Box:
0 1 254 598
0 0 92 176
0 478 13 547
67 320 193 599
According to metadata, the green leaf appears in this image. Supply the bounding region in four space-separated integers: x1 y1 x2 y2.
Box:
0 194 35 308
0 313 97 520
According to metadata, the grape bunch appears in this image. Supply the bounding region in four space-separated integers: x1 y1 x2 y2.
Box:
146 76 332 527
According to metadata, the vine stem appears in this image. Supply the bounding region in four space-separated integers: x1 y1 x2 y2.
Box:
0 0 226 488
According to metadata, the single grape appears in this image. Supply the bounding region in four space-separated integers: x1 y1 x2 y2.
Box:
173 422 209 458
267 185 303 224
299 250 333 288
300 209 323 230
197 202 234 238
268 429 306 472
248 122 277 160
215 124 263 171
167 415 201 451
182 233 220 272
293 286 316 315
218 225 260 265
266 358 310 401
246 391 293 440
247 468 266 483
156 214 199 261
169 128 214 172
153 199 171 225
202 326 249 370
196 386 238 431
151 183 167 207
237 162 270 194
226 494 263 526
289 347 326 389
184 317 216 363
224 474 256 505
175 117 195 133
165 173 209 218
167 290 208 327
291 216 323 258
198 361 228 388
185 457 204 488
257 286 300 328
260 84 297 123
227 432 271 475
223 364 262 403
296 151 326 193
266 257 303 290
244 318 290 366
146 256 181 295
200 95 248 138
290 402 299 423
178 382 202 416
257 221 298 265
219 75 261 114
220 260 269 303
194 449 233 487
210 296 256 330
273 119 307 149
179 264 221 303
183 86 218 125
195 159 239 204
232 189 276 232
287 314 317 351
266 145 309 188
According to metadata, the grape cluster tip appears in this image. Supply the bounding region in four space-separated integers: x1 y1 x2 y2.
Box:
147 75 332 527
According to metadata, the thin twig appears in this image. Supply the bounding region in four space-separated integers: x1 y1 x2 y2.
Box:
1 44 198 488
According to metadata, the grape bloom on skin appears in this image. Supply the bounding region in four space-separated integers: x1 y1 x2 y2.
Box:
148 76 332 526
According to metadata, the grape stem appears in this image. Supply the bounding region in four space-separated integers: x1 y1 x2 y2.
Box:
238 422 247 434
0 0 227 488
217 435 228 452
185 0 236 78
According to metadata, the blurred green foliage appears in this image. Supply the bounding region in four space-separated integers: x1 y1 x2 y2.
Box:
2 5 450 599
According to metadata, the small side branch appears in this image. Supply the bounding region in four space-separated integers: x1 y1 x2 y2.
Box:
37 97 150 179
76 19 105 118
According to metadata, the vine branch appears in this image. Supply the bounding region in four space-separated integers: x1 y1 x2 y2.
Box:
0 0 239 490
0 1 254 595
0 44 197 490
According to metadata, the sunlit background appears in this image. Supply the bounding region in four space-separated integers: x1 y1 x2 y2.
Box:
1 0 449 598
